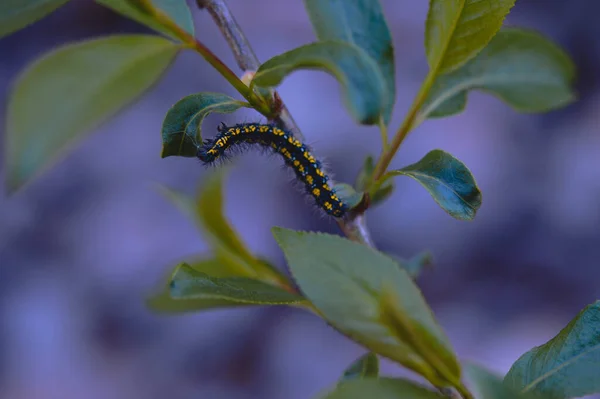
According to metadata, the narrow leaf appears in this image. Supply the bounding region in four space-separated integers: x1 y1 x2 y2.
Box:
147 260 253 313
303 0 395 124
466 364 539 399
0 0 69 38
322 378 443 399
95 0 194 39
161 92 250 158
6 35 180 192
196 172 290 284
340 353 379 382
388 150 481 221
273 228 460 386
332 183 363 211
426 0 515 74
504 301 600 399
196 170 258 272
158 175 290 286
355 155 394 207
157 178 264 278
253 41 387 125
393 252 434 279
421 28 576 119
170 264 304 305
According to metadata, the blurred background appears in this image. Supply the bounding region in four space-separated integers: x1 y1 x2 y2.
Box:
1 0 599 398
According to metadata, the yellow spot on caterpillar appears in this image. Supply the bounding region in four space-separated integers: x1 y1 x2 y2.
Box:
273 128 284 136
235 128 241 134
249 125 256 132
298 165 305 173
322 184 331 191
306 175 313 184
293 139 302 147
324 202 333 210
260 126 269 133
293 160 300 167
303 152 316 163
312 188 321 197
208 149 217 155
315 168 325 177
331 194 340 201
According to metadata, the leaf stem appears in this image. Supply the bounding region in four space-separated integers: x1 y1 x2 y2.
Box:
370 69 438 186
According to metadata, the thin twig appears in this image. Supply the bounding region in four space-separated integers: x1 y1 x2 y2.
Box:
195 0 375 247
196 0 300 136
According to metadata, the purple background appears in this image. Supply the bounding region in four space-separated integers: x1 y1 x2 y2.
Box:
1 1 599 398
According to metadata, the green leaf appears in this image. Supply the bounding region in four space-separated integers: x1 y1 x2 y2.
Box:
504 301 600 399
161 92 250 158
170 264 304 305
0 0 70 38
393 252 434 279
253 41 387 125
387 150 481 221
273 228 460 387
95 0 194 39
426 0 515 74
332 183 363 211
196 172 290 285
466 364 539 399
355 155 394 207
340 353 379 382
5 35 180 192
378 286 462 388
421 28 577 119
155 184 196 220
355 155 375 192
157 177 263 277
303 0 395 124
196 170 259 273
147 260 253 313
321 378 444 399
158 175 290 287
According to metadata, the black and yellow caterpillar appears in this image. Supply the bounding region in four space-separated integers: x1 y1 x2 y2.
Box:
197 123 347 218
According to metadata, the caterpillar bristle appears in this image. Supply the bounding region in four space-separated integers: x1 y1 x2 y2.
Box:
197 122 347 218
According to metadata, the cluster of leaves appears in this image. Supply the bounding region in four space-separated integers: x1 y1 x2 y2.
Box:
2 1 596 399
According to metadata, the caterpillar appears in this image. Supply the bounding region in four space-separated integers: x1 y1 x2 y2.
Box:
197 123 348 218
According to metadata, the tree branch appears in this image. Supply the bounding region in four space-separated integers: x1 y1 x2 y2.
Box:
195 0 375 248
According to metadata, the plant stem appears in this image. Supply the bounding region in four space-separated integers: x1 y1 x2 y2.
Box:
378 116 389 151
195 0 374 247
337 214 374 247
148 3 271 115
454 383 474 399
196 0 301 136
370 69 438 185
